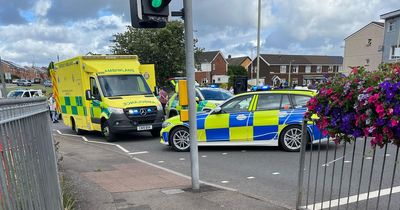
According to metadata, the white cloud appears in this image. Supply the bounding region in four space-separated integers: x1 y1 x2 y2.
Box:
34 0 52 17
0 15 127 66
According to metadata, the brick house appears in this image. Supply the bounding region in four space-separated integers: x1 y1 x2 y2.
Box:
227 55 252 70
249 54 343 86
1 59 49 82
195 51 228 85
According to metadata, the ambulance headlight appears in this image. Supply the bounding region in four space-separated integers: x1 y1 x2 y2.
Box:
108 107 124 114
157 103 163 111
162 122 171 128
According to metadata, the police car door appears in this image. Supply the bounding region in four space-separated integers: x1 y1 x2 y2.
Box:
204 95 253 142
251 93 281 141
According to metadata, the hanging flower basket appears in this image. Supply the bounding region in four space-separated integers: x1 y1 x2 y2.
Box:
305 63 400 148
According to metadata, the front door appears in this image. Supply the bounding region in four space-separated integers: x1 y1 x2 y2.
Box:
204 94 254 142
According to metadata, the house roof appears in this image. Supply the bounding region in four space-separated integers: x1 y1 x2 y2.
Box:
380 9 400 19
259 54 343 65
227 56 251 66
344 21 384 40
196 51 220 63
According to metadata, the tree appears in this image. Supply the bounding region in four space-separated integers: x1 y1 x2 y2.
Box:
227 65 247 87
111 21 203 86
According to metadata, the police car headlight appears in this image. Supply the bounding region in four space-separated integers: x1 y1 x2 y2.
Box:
108 107 124 114
162 122 171 128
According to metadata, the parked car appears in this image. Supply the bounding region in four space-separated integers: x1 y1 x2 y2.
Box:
43 80 52 87
34 78 41 84
7 89 43 98
17 79 32 86
12 79 20 84
161 89 323 152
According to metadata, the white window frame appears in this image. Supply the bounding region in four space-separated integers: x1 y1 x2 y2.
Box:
388 21 396 32
328 66 333 73
292 65 299 74
212 63 216 70
305 66 311 73
390 45 400 60
280 65 287 73
316 66 322 73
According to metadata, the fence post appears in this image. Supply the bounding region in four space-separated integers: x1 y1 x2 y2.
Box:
296 119 309 209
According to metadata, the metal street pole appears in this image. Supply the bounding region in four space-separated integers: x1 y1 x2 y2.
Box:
183 0 200 190
256 0 261 85
250 47 254 80
0 57 7 97
288 60 292 88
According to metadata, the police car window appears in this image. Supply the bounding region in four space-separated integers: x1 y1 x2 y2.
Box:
281 95 293 110
293 95 311 108
221 95 253 113
22 91 30 97
256 94 281 111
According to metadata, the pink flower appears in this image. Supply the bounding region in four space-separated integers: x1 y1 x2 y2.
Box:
376 104 385 118
368 94 379 104
391 119 398 127
366 87 374 93
351 67 358 74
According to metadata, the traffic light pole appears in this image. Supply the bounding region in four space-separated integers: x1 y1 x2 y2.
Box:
183 0 200 190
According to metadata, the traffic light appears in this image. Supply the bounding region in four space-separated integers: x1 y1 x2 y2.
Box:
130 0 172 28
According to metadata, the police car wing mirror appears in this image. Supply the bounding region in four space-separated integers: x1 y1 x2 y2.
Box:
85 90 93 100
213 106 222 114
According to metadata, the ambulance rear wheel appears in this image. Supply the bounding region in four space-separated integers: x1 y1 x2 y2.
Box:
170 127 190 152
101 121 116 142
71 118 84 135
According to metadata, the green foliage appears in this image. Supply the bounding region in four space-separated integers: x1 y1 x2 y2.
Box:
111 21 203 86
227 65 247 87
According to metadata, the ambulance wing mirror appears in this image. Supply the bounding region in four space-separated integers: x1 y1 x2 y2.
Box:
195 97 200 103
85 90 93 100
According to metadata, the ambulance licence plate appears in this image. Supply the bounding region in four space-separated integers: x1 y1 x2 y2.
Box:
137 125 152 131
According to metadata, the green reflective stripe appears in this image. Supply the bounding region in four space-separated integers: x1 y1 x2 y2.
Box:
60 96 87 116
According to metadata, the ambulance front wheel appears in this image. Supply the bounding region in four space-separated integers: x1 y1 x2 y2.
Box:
101 120 117 142
170 127 190 152
71 117 84 135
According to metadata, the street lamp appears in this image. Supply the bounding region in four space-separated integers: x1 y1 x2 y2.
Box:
256 0 261 85
288 60 295 88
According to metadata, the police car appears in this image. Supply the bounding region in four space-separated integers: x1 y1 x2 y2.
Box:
165 87 233 118
160 89 322 152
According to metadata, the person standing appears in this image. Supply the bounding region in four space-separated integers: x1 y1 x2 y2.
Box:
158 87 169 112
48 93 58 123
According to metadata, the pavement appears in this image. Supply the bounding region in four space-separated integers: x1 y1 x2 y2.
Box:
55 133 290 210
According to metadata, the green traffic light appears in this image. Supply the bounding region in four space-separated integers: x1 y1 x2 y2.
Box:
151 0 162 8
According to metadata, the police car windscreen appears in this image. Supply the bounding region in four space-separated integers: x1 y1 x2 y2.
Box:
98 75 152 97
200 89 232 100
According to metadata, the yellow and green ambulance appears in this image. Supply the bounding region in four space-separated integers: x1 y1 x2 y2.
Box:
50 55 164 142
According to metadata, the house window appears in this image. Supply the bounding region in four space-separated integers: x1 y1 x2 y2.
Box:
292 66 299 74
316 66 322 73
366 58 370 65
280 65 287 73
305 66 311 73
333 66 339 72
366 39 372 47
212 63 216 70
292 78 298 85
390 45 400 60
328 66 333 73
388 21 396 32
218 77 221 81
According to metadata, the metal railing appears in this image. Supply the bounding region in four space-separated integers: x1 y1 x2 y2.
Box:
0 98 63 210
297 119 400 210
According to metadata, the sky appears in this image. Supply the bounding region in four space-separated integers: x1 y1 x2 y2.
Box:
0 0 398 67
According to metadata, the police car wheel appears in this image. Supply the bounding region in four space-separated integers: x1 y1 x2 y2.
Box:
170 127 190 152
280 125 303 152
101 121 116 142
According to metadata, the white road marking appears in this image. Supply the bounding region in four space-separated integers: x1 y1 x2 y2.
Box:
344 160 351 163
365 157 373 160
56 130 62 135
304 185 400 210
246 176 255 180
386 154 391 157
322 156 344 167
157 160 165 163
221 180 229 184
128 151 149 155
241 150 246 152
272 172 280 175
179 158 185 161
222 153 228 155
82 136 89 142
201 155 207 158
